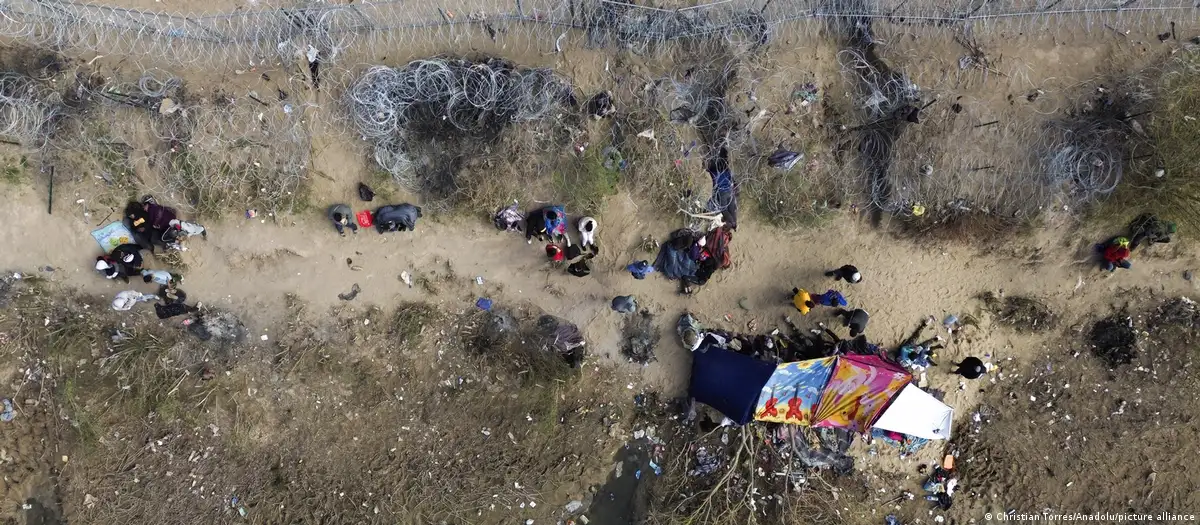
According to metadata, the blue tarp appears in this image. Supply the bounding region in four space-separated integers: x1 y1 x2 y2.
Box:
690 337 776 425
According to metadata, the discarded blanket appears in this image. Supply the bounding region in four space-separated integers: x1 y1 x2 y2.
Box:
494 201 524 232
654 229 699 280
91 222 136 252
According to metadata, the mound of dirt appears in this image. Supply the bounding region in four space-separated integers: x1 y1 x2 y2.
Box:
1088 312 1137 367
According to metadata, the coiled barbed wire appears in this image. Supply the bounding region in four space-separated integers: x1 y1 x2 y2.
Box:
0 74 62 147
0 0 1189 71
346 58 574 198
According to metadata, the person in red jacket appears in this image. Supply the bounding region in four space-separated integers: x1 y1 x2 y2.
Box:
1102 237 1132 272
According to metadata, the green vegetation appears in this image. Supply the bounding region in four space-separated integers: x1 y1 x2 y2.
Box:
554 144 621 215
1105 52 1200 230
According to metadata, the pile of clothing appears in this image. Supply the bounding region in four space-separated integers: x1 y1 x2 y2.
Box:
653 226 732 290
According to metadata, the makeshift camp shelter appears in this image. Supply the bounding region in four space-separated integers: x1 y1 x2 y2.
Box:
755 357 835 426
685 313 952 437
812 354 911 432
754 354 911 433
872 383 954 439
690 336 776 425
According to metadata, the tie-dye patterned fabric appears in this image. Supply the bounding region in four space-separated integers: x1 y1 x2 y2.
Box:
754 357 836 425
811 354 911 432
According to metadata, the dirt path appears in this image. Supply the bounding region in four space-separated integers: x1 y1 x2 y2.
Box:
3 182 1198 454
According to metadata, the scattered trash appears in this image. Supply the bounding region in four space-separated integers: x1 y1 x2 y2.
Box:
158 97 179 115
768 149 803 170
601 146 627 171
1185 270 1193 281
586 91 615 119
636 129 657 147
400 271 413 287
1 398 14 422
942 315 958 331
245 209 257 219
792 83 819 105
84 494 97 508
476 298 493 311
565 500 584 514
475 276 485 285
338 283 362 301
649 460 662 476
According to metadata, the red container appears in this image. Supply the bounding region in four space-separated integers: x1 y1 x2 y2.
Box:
356 210 374 228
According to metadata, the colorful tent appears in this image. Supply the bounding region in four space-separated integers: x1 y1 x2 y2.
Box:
755 357 836 425
872 383 953 440
811 354 911 433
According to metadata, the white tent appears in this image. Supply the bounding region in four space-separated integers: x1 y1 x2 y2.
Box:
873 384 953 440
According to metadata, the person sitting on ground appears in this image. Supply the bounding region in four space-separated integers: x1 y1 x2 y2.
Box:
374 204 423 233
112 244 144 274
328 204 358 236
565 243 597 277
1129 213 1176 250
791 288 815 315
142 197 178 232
611 295 637 314
141 269 177 286
952 356 987 379
826 264 862 283
95 256 127 282
1100 237 1132 272
526 206 567 245
835 307 870 337
154 284 196 319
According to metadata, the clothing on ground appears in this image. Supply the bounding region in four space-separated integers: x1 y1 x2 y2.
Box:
611 295 638 314
494 201 524 232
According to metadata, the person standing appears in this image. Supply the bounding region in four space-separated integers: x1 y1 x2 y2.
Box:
825 264 862 283
835 308 870 337
952 357 987 379
791 288 814 315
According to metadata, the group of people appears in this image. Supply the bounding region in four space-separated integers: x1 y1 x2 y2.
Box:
792 264 869 336
492 201 601 278
124 196 207 252
787 264 988 381
1098 213 1177 272
328 202 423 235
95 197 202 320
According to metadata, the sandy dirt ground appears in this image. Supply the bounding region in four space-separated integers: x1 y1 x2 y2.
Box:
0 8 1198 524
